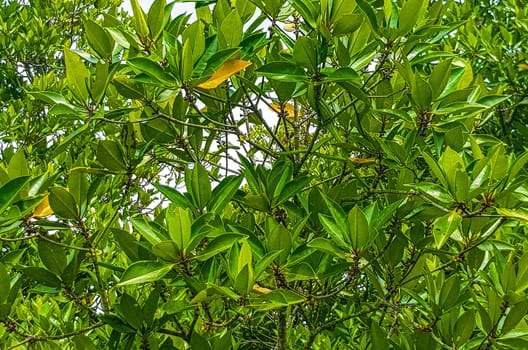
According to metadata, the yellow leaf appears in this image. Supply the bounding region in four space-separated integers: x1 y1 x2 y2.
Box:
32 197 54 218
269 103 296 117
518 63 528 70
348 157 376 165
284 23 296 32
252 284 272 295
198 59 252 89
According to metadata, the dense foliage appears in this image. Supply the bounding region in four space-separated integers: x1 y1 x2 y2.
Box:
1 0 528 349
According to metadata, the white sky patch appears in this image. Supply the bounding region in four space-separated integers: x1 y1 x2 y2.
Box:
120 0 196 19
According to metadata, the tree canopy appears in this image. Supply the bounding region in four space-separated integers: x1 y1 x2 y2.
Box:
1 0 528 349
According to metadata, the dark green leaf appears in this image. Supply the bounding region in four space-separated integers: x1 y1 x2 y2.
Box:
0 176 30 215
37 240 67 276
0 263 10 304
21 267 61 288
97 140 127 171
49 187 79 220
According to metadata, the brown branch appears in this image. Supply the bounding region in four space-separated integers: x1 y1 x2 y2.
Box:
5 322 103 350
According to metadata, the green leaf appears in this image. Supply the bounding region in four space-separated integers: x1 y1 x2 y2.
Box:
355 0 379 34
68 172 89 216
182 22 205 65
430 59 452 99
307 237 346 258
196 234 243 261
234 264 253 295
276 176 311 206
399 0 425 36
152 241 181 262
166 205 192 253
117 261 174 286
113 75 145 99
220 10 242 48
433 211 462 249
293 37 317 72
190 332 212 350
333 14 363 36
83 19 113 58
130 0 150 37
508 151 528 181
0 176 30 215
251 289 305 310
347 205 369 250
238 240 253 272
256 62 307 82
290 0 317 28
477 95 510 108
453 168 469 201
496 208 528 222
7 150 29 179
181 40 194 81
371 322 389 348
117 293 143 329
208 176 242 213
112 229 140 262
73 335 96 350
128 57 175 84
191 163 211 211
21 267 61 288
204 48 241 73
412 74 432 110
143 288 160 327
97 140 127 171
318 214 348 249
255 250 282 279
267 224 291 265
49 187 78 220
457 60 473 89
38 240 67 276
0 263 10 304
413 182 453 204
92 61 113 105
422 152 447 187
30 91 79 114
154 183 189 208
64 49 90 102
132 216 167 245
148 0 166 40
323 67 361 82
140 118 176 143
240 194 269 212
100 315 136 334
502 300 528 334
439 275 460 309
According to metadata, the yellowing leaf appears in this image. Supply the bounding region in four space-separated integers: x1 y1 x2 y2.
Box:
269 103 296 117
518 63 528 70
348 157 376 165
284 23 296 32
32 197 54 218
198 59 252 89
252 284 272 295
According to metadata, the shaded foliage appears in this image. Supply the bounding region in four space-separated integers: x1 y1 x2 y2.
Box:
1 0 528 349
